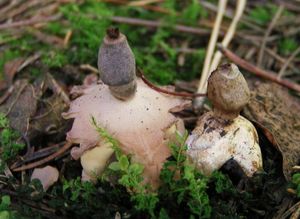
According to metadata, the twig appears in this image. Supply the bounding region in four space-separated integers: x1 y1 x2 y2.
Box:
200 0 264 32
80 64 99 74
218 45 300 93
110 16 210 35
0 14 61 30
0 0 21 20
0 0 46 22
11 144 62 169
290 205 300 219
257 5 284 67
238 37 300 74
278 1 300 13
137 69 206 98
63 29 72 47
5 82 28 116
278 46 300 78
209 0 247 73
103 0 170 14
17 52 42 72
264 47 299 73
293 165 300 170
128 0 162 7
193 0 227 110
197 0 227 94
47 73 70 104
29 28 64 47
0 86 14 104
12 142 73 172
287 188 297 195
280 201 300 219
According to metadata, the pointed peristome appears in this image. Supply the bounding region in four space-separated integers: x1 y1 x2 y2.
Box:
207 63 250 120
98 27 136 100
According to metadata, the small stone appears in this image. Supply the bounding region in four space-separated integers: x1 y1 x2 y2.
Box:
31 165 59 191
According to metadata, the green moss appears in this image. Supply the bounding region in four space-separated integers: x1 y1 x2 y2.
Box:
181 0 207 25
249 4 294 26
0 49 21 79
29 67 42 79
248 4 278 25
278 38 298 56
41 51 67 68
59 2 112 65
291 173 300 197
54 0 206 84
0 113 25 171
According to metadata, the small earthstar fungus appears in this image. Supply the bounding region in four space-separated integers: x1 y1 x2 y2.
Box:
186 63 263 177
62 28 188 188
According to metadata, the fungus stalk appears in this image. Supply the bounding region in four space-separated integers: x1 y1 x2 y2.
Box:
187 63 263 177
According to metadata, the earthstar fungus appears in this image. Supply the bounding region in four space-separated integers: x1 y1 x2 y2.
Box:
63 28 188 187
186 63 263 177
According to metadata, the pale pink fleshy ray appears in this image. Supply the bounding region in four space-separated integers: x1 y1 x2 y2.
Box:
63 79 189 187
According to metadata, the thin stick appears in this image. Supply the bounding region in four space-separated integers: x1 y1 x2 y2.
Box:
292 165 300 170
128 0 162 7
238 37 300 73
197 0 227 94
278 46 300 78
257 5 284 67
137 69 206 98
200 0 263 32
0 14 61 30
17 52 41 72
110 16 210 35
63 29 73 47
0 86 14 104
209 0 247 74
80 64 99 74
103 0 170 14
0 0 47 22
11 144 62 169
219 45 300 93
281 201 300 219
290 205 300 219
12 142 73 172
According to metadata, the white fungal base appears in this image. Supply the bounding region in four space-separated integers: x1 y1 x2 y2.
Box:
186 112 263 176
80 142 114 182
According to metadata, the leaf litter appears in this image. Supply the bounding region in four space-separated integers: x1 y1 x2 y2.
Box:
244 82 300 180
0 0 300 218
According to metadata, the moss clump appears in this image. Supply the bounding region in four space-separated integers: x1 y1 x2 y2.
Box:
0 113 24 171
278 38 298 56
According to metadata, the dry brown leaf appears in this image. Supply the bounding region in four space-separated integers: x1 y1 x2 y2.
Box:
0 54 41 92
243 82 300 180
0 79 37 135
27 73 70 139
29 94 69 139
0 74 69 140
3 58 25 86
